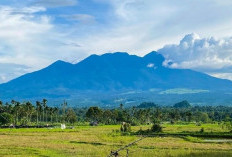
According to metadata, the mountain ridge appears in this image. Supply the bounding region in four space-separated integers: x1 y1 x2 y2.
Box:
0 51 232 106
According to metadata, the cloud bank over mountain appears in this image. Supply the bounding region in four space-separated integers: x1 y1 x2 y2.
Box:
158 33 232 80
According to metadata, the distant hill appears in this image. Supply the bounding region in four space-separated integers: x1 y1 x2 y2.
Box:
0 51 232 106
174 100 191 108
137 102 158 108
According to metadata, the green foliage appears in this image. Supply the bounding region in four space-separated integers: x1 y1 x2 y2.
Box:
151 123 162 133
86 107 102 122
196 122 201 126
195 112 209 123
137 102 158 108
0 112 13 125
20 117 29 126
174 100 191 108
0 99 232 128
200 128 204 133
65 109 77 124
120 122 131 132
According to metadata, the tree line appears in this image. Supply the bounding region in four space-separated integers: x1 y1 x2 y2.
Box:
0 99 76 126
0 100 231 128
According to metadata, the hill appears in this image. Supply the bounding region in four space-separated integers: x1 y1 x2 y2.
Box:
174 100 191 108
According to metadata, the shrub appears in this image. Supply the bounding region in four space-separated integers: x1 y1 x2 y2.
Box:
200 127 204 133
151 123 162 133
120 122 131 132
196 122 201 126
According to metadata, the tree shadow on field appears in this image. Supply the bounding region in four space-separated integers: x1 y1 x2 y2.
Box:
70 141 105 146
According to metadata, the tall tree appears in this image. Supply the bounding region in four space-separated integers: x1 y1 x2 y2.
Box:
61 100 68 123
86 107 102 122
53 107 59 123
13 101 20 126
36 101 41 125
42 99 47 122
65 109 77 124
25 102 34 124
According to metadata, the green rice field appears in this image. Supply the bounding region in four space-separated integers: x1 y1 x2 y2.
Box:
0 124 231 157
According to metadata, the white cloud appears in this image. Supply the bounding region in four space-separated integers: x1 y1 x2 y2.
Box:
62 14 96 24
2 0 232 82
0 63 30 83
209 73 232 81
159 33 232 70
158 33 232 80
32 0 78 8
1 6 46 14
147 63 157 70
147 63 154 68
83 0 232 56
0 5 86 83
0 6 52 67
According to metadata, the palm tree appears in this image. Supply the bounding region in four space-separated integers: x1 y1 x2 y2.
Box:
49 107 56 124
13 102 20 126
5 103 13 115
45 106 49 123
0 101 3 113
42 99 47 123
54 107 59 123
120 103 124 110
61 100 67 122
11 100 16 125
36 101 41 126
25 102 34 124
11 100 16 106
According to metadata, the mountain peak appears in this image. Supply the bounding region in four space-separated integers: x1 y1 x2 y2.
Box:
101 52 129 56
143 51 165 66
45 60 74 71
83 52 130 61
51 60 71 65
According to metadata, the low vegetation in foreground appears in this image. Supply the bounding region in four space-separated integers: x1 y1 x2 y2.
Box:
0 124 231 157
0 100 231 156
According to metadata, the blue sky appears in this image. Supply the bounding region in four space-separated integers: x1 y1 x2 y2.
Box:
1 0 232 83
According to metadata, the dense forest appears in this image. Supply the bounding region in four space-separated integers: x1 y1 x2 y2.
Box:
0 100 232 129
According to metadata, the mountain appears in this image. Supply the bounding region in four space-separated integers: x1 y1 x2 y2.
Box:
0 51 232 106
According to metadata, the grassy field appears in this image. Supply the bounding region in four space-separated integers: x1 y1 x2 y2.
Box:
0 124 231 157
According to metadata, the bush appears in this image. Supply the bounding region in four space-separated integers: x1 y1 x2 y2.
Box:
120 122 131 132
196 122 201 126
130 119 139 126
170 120 175 125
151 123 162 133
200 127 204 133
